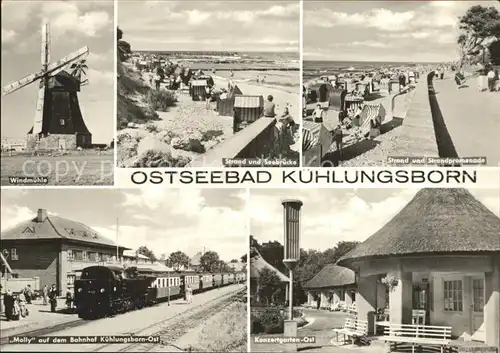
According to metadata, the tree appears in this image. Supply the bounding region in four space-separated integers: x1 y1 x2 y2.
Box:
167 251 190 271
137 246 156 262
230 259 238 263
70 59 88 85
457 5 500 62
199 251 220 272
241 253 247 263
489 39 500 65
257 268 283 305
117 26 132 62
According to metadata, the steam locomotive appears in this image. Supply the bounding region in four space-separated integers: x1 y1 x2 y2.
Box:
74 265 246 320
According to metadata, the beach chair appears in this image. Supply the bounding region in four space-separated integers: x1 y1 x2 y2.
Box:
454 73 466 89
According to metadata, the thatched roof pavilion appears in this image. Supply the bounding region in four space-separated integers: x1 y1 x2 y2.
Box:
303 264 355 289
249 247 289 282
338 188 500 267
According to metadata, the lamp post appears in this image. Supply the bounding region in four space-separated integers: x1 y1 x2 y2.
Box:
282 199 303 353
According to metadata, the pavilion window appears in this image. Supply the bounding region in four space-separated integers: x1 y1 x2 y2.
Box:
444 280 463 312
67 250 74 261
82 251 87 261
473 279 484 313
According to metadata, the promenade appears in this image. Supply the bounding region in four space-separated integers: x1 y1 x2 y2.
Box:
432 77 500 166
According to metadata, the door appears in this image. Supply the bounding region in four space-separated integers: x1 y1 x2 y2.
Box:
471 277 485 342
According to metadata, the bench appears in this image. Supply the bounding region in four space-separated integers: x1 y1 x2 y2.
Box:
378 323 452 353
332 318 368 345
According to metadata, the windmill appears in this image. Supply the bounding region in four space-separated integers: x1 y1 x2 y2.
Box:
2 23 93 150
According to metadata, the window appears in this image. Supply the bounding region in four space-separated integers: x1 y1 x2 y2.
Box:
82 251 87 261
88 252 96 262
60 119 65 126
67 250 74 261
473 279 484 313
11 248 18 261
74 251 83 261
444 280 463 312
67 274 76 286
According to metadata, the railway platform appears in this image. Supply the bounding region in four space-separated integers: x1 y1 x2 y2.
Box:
1 298 76 340
2 284 245 352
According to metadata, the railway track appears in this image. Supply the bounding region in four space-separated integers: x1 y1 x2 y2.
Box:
92 286 246 352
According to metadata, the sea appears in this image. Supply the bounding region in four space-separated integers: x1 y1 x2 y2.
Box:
134 50 299 62
303 60 438 81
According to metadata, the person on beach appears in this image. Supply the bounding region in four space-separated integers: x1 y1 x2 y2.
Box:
230 70 234 79
154 73 161 90
312 104 323 123
25 284 32 304
256 75 260 84
205 85 212 110
333 124 343 156
263 95 276 118
262 76 266 84
186 284 192 304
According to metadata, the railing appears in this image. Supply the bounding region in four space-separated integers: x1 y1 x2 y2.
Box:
188 117 280 167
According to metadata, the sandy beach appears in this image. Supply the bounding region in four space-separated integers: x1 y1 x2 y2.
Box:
117 70 300 167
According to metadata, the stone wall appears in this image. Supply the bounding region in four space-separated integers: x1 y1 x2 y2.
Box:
26 134 77 151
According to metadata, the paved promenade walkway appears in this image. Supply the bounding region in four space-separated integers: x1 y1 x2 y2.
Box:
432 77 500 166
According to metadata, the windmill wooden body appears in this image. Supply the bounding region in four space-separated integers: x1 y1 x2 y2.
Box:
2 23 92 150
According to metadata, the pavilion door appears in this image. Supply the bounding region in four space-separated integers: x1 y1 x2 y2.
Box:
471 277 486 342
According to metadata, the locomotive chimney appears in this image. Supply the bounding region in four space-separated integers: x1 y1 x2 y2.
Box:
282 199 302 271
37 208 48 222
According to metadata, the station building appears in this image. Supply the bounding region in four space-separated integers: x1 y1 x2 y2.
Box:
1 209 130 294
337 188 500 349
303 264 356 310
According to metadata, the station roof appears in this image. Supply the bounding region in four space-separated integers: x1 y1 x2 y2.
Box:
338 189 500 266
303 264 355 289
1 209 130 250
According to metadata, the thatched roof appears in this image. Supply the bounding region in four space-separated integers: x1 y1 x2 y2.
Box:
303 264 355 289
338 189 500 266
250 248 289 282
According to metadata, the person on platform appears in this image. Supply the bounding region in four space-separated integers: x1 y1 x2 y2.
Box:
49 284 57 313
11 294 20 321
66 288 74 310
42 285 48 305
333 124 343 157
186 284 193 304
487 68 496 92
263 95 276 118
25 284 32 304
312 104 323 123
3 290 14 321
18 290 28 318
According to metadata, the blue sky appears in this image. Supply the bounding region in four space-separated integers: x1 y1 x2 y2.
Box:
1 188 247 262
1 1 114 143
118 0 299 52
250 188 499 251
304 0 500 62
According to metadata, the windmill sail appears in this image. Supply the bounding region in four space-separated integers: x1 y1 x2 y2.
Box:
2 72 44 96
41 23 50 69
46 46 89 77
32 85 45 135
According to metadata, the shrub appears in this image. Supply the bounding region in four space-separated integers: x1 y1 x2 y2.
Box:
255 308 284 334
147 89 177 112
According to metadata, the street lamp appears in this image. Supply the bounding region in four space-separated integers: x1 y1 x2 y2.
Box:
282 199 302 353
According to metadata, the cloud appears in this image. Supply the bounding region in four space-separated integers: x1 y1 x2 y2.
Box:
1 205 34 231
87 68 114 86
2 28 16 43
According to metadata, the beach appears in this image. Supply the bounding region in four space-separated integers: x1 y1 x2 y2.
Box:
117 67 300 167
